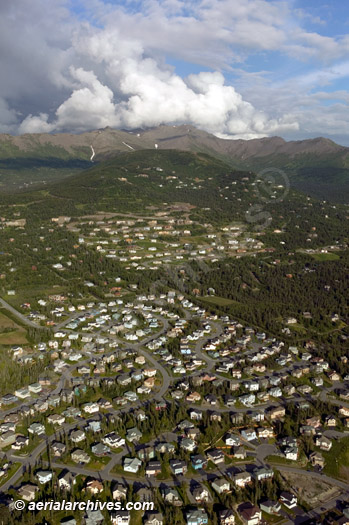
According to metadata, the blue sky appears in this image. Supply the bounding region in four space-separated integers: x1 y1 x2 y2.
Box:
0 0 348 144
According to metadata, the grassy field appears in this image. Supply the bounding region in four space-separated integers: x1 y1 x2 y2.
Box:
200 295 236 306
2 284 66 310
311 252 340 261
0 310 28 344
323 436 349 481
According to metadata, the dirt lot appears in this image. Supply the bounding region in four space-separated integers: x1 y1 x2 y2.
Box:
280 471 342 507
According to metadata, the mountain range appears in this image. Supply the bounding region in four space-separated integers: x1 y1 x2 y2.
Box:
0 125 348 202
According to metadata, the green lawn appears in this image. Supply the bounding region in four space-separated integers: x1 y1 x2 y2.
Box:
111 464 142 479
323 436 349 481
86 455 111 470
311 252 340 261
200 295 236 306
0 463 21 487
266 454 308 468
261 511 284 523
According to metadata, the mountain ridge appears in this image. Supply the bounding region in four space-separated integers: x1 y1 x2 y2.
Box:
1 124 347 160
0 125 348 202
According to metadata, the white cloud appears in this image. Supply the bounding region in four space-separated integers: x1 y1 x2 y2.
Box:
20 53 298 139
19 113 55 134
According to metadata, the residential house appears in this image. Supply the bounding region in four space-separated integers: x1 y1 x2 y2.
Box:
102 433 125 448
91 443 110 456
138 447 156 461
70 430 86 444
86 479 104 495
28 422 45 436
136 487 154 503
180 438 196 452
58 470 76 491
144 377 155 389
241 429 257 442
300 425 316 436
155 442 175 455
253 466 273 481
162 486 182 506
186 392 201 403
123 457 142 473
15 387 31 399
225 434 240 446
51 441 66 457
36 470 53 485
259 500 281 515
232 446 246 459
47 414 65 426
12 435 29 450
83 402 99 414
238 502 261 525
192 484 210 503
191 454 207 470
325 415 337 427
126 427 142 443
267 406 285 421
110 510 130 525
239 394 255 407
186 508 209 525
189 408 203 421
187 428 201 442
112 482 127 501
169 459 187 476
231 413 244 425
219 509 235 525
17 483 39 502
257 427 273 439
28 383 42 394
284 446 298 461
279 491 297 509
248 410 265 423
315 435 332 451
234 472 252 488
269 387 282 398
339 407 349 417
71 449 90 464
212 478 230 494
206 449 225 465
283 385 296 396
298 384 312 395
328 371 341 381
0 393 18 406
309 451 325 469
145 461 162 477
209 411 222 422
0 432 16 448
144 512 164 525
306 416 321 429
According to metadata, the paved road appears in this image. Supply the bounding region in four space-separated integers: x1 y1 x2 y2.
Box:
0 298 39 328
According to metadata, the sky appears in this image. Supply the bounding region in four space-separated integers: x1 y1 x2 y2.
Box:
1 0 349 144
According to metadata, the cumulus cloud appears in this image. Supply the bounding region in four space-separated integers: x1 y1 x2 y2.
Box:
20 62 298 139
